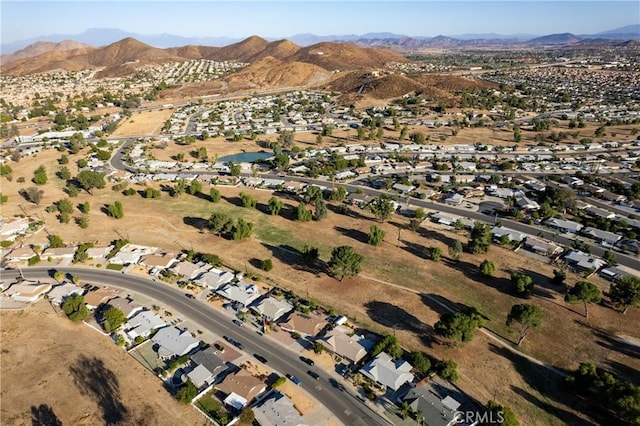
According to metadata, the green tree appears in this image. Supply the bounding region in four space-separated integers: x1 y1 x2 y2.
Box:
468 222 492 254
61 294 88 322
0 193 7 204
434 308 484 344
296 202 312 222
448 240 463 260
368 225 385 246
240 192 257 208
229 162 241 176
48 234 64 248
107 201 124 219
143 187 161 199
511 273 534 297
329 246 364 281
428 246 442 262
210 187 221 202
480 259 496 277
305 185 323 204
53 270 65 283
239 408 255 425
208 212 234 236
609 275 640 314
76 170 106 193
80 201 90 213
506 304 543 346
175 380 198 403
565 281 601 318
273 152 290 170
57 166 71 180
603 250 617 266
368 196 395 222
436 359 459 383
330 186 347 202
278 130 295 149
267 196 284 216
103 306 126 332
232 219 253 240
0 164 12 177
314 199 327 221
59 155 69 164
406 351 431 374
21 187 44 204
302 246 319 265
187 179 202 195
172 179 187 197
483 401 519 426
261 258 273 272
76 215 89 229
552 268 567 286
32 165 48 185
273 376 286 388
56 198 74 215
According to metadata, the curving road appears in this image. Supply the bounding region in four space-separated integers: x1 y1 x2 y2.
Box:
3 267 390 426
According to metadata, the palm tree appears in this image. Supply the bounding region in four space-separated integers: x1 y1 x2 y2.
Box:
398 401 411 420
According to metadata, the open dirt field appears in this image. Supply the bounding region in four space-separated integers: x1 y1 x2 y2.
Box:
110 109 175 138
3 144 639 424
0 302 206 426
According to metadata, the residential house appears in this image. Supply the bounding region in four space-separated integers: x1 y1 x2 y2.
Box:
0 217 30 241
83 287 120 310
516 196 540 211
491 226 525 243
41 246 76 261
194 268 235 289
190 346 229 379
170 261 212 280
216 281 262 307
109 250 142 265
47 283 85 306
392 183 415 194
444 193 464 205
139 253 177 270
563 250 606 272
280 312 328 338
431 212 462 227
402 386 462 426
5 282 52 303
250 297 293 322
104 296 143 319
413 188 439 199
254 391 307 426
125 311 167 339
360 352 414 391
582 227 622 246
85 246 113 260
319 328 372 364
218 368 266 409
522 236 563 256
616 239 640 254
5 246 36 262
151 326 200 359
186 364 215 389
584 206 615 220
545 218 584 234
599 265 640 282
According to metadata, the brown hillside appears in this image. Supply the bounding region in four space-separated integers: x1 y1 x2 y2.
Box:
224 56 331 89
165 44 221 60
1 40 92 65
2 47 95 75
290 42 409 70
212 35 270 62
87 37 183 66
248 39 300 62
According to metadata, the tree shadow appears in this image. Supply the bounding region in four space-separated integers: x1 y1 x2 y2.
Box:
441 258 514 296
400 240 429 260
191 190 212 202
575 319 640 364
517 267 558 300
487 343 603 425
248 258 263 269
222 195 243 207
69 355 128 425
260 242 328 276
30 404 63 426
334 226 369 244
364 300 436 347
183 216 209 231
327 203 370 221
604 359 640 386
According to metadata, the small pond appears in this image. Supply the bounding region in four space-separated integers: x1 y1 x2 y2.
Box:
218 151 273 163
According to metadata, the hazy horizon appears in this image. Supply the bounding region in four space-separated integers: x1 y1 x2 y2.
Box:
2 1 639 45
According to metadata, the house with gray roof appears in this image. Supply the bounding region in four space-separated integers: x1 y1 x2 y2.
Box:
104 296 143 319
216 281 262 307
491 225 525 243
125 311 167 339
47 283 84 306
186 364 215 389
254 391 307 426
250 297 293 322
584 206 615 220
151 326 200 359
190 346 228 379
403 386 462 426
563 250 606 272
360 352 414 391
545 218 583 234
582 227 622 245
194 268 235 289
523 236 563 256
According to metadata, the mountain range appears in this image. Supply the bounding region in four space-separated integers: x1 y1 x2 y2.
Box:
2 24 638 54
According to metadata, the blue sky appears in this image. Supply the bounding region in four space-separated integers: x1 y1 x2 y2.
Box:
2 1 638 43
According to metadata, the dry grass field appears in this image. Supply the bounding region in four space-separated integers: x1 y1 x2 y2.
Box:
110 108 175 138
2 131 639 424
0 302 206 426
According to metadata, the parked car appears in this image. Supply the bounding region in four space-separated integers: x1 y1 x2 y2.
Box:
185 293 195 299
287 374 302 386
300 356 315 366
307 370 320 380
254 354 268 363
214 343 225 352
232 319 244 327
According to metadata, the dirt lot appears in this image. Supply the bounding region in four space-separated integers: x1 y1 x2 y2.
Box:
3 142 640 425
110 109 175 138
0 302 206 426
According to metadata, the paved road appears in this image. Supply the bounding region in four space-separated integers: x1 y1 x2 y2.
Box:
4 267 389 426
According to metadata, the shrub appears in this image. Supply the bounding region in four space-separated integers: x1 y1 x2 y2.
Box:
261 258 273 271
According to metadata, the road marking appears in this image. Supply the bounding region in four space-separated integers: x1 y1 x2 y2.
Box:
344 409 352 416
